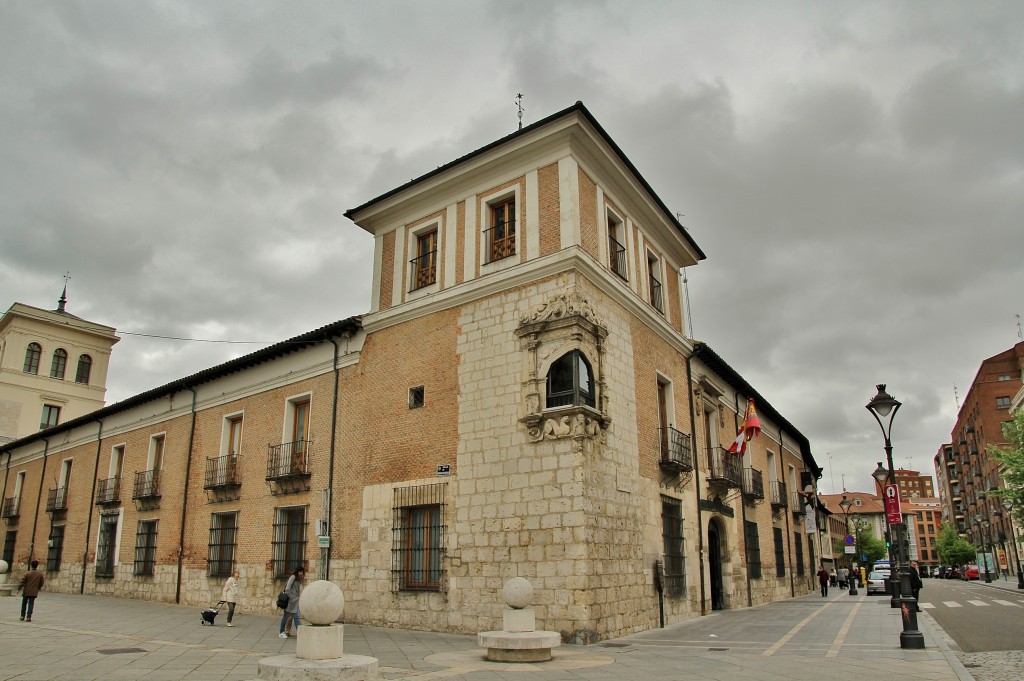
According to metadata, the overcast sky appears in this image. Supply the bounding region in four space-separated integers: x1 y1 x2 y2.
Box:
2 1 1022 496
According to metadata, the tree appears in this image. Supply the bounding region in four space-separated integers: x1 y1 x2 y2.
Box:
859 532 887 564
936 523 975 565
988 409 1024 525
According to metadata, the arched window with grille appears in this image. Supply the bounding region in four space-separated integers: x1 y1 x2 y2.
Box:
546 350 595 409
23 343 41 374
50 348 68 379
75 354 92 384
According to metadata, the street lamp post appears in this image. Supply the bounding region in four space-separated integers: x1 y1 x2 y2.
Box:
1002 499 1024 589
839 495 858 595
871 461 900 608
866 384 924 650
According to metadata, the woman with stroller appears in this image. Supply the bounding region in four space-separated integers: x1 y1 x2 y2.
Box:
221 570 240 627
279 565 304 638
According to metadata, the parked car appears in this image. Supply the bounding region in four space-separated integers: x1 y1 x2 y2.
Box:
961 564 980 580
945 566 961 579
866 571 889 595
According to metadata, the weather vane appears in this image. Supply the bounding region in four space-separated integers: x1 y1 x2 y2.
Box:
516 93 524 131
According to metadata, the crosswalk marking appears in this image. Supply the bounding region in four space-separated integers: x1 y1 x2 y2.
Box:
920 603 935 609
943 601 962 607
968 600 990 606
992 600 1019 607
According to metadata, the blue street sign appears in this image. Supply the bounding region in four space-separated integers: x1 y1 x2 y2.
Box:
844 534 855 545
861 554 867 561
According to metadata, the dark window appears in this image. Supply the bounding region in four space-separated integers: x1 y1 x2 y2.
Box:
608 214 628 281
23 342 41 374
745 521 762 579
271 507 307 578
410 229 438 290
773 527 786 577
392 483 446 591
134 520 158 576
40 404 60 430
996 396 1011 409
486 197 516 262
208 512 237 577
46 524 65 572
647 253 663 313
96 513 119 577
3 531 15 565
409 386 425 409
794 533 804 576
545 351 595 409
75 354 92 384
660 496 685 595
50 348 68 379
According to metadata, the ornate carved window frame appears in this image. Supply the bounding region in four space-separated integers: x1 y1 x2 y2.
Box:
515 287 610 443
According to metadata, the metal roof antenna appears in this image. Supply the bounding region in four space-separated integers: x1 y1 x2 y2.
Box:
516 93 525 131
57 270 71 313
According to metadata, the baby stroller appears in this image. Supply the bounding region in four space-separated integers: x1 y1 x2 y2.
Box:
200 600 226 625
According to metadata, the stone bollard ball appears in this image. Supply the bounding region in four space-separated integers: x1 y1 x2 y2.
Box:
502 577 533 609
298 580 345 626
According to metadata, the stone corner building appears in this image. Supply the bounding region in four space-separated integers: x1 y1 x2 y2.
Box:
0 102 823 642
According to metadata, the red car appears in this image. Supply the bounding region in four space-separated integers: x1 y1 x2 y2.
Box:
961 564 980 580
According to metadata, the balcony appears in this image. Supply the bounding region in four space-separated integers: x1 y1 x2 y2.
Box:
791 491 808 516
649 277 664 313
95 478 121 506
609 236 628 281
409 250 437 291
132 470 161 500
204 455 241 489
707 448 742 488
267 440 312 495
742 467 765 501
770 481 788 510
1 496 20 519
46 487 68 513
658 427 693 474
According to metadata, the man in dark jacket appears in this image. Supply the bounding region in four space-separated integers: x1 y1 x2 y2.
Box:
19 560 44 622
909 561 923 612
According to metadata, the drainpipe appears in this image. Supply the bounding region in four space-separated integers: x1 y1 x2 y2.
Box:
28 439 50 568
324 335 346 581
781 427 795 597
1 452 10 518
175 387 198 604
80 420 103 594
737 394 752 608
684 354 705 615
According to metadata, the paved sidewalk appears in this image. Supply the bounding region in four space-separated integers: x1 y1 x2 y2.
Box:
1 589 975 681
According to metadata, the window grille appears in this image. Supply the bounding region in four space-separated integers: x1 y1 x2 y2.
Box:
773 527 786 577
744 521 762 579
660 496 685 595
794 533 804 576
486 198 516 263
95 513 119 577
208 512 238 577
271 507 307 578
608 234 628 281
46 524 64 572
3 530 15 565
134 520 158 576
392 483 446 591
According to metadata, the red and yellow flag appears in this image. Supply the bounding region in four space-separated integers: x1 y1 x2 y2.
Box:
728 398 762 455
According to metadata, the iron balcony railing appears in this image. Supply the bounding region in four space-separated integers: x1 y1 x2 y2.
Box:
770 481 788 510
484 223 516 263
132 470 161 500
267 440 312 479
659 427 694 472
742 467 765 500
1 495 20 518
204 455 241 489
707 447 742 488
95 478 121 505
791 490 808 515
409 250 437 290
609 236 628 281
649 277 664 313
46 487 68 512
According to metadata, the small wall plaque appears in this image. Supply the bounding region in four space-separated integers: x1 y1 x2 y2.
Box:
436 464 451 476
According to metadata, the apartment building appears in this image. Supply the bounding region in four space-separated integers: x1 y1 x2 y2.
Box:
0 102 821 641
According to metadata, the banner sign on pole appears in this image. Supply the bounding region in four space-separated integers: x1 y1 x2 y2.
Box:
884 484 903 524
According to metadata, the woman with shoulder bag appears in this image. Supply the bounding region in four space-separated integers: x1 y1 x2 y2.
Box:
278 565 305 638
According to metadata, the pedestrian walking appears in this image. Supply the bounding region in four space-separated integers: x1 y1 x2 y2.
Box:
18 560 44 622
909 560 923 611
278 565 304 638
817 563 830 597
837 567 848 589
221 569 240 626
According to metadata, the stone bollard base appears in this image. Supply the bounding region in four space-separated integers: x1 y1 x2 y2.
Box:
257 653 377 681
297 625 345 660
